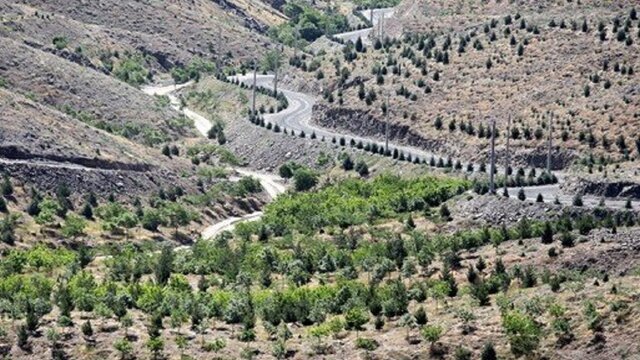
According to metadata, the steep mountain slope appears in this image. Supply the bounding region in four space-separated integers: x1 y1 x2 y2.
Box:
0 36 197 146
1 0 283 69
0 86 199 197
307 0 640 170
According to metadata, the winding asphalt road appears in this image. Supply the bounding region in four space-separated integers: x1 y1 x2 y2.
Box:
333 8 395 44
238 73 640 209
229 83 639 211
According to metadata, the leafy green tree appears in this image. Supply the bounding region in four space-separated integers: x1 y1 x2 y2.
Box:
141 208 165 232
502 310 542 357
262 49 283 72
398 313 417 338
345 307 369 332
293 168 317 191
61 213 87 239
278 162 296 179
162 202 193 237
35 197 61 226
0 197 6 213
430 280 449 310
116 211 138 240
147 336 164 360
114 338 133 360
421 325 443 352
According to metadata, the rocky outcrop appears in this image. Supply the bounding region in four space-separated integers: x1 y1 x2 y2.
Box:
0 160 187 200
0 146 154 172
211 0 269 33
312 103 445 152
312 104 576 169
262 0 286 11
510 147 576 171
562 176 640 199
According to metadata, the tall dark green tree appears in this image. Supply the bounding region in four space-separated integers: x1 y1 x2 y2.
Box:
155 245 174 285
1 175 13 197
541 221 554 244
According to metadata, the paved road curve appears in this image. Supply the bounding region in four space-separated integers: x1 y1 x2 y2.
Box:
229 77 640 210
333 8 395 44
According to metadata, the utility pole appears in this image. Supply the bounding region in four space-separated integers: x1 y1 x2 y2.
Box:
504 114 511 197
489 117 497 195
547 112 553 174
370 8 374 25
274 54 279 96
251 58 257 117
274 45 283 96
385 94 390 153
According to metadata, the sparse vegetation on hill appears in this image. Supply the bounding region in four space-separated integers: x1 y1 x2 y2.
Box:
0 169 639 359
303 1 640 171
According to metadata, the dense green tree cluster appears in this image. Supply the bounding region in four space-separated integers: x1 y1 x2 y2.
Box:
261 174 468 234
268 2 349 43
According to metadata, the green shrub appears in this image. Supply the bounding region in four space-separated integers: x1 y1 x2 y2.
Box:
113 55 149 85
355 337 379 350
293 168 318 192
52 36 68 50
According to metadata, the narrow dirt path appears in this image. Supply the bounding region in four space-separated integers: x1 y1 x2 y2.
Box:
141 83 287 239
